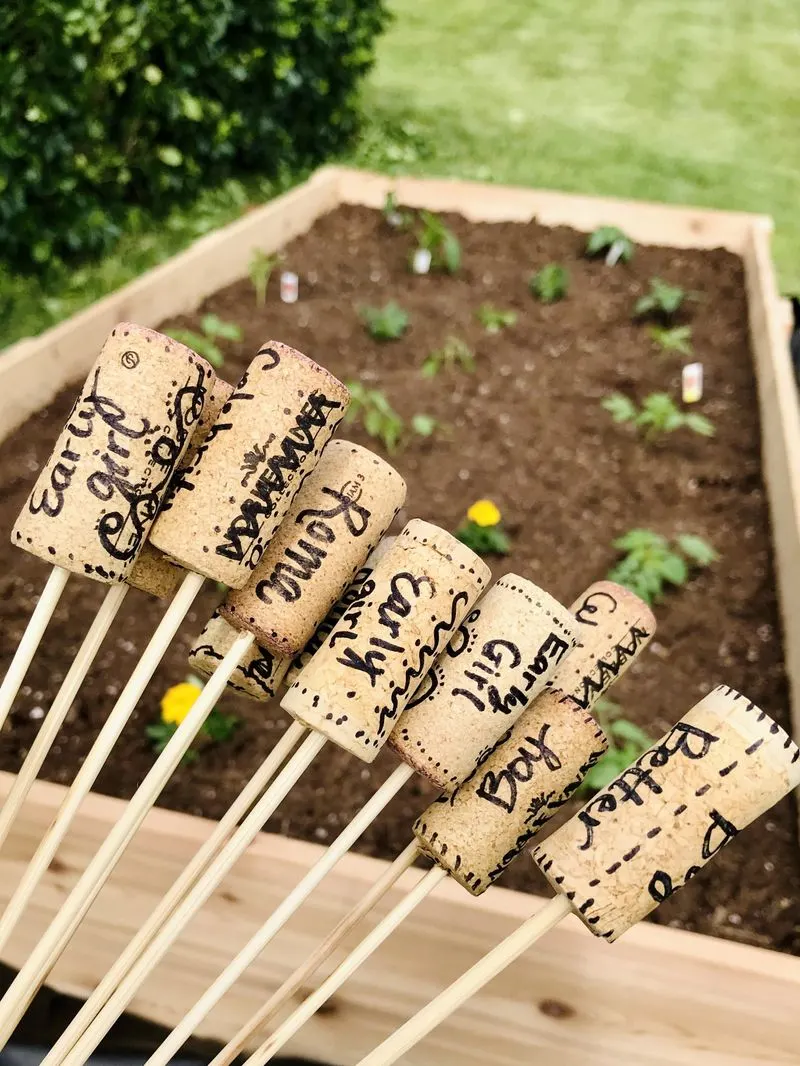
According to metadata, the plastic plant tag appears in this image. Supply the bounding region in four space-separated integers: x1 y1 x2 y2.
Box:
412 248 432 275
682 362 703 404
280 272 299 304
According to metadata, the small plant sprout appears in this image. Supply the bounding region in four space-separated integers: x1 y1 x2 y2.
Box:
455 499 511 556
359 301 410 341
147 676 240 762
586 226 635 265
382 190 412 230
601 391 714 442
634 277 689 321
344 382 438 453
421 336 476 379
607 528 719 605
579 698 653 795
475 303 517 333
248 249 280 307
414 210 461 274
529 263 569 303
648 324 694 356
168 314 242 369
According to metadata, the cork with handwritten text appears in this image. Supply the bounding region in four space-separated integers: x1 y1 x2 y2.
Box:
281 520 490 762
413 580 656 894
390 575 578 790
188 611 290 701
127 376 234 598
149 342 349 588
284 536 396 689
534 685 800 941
221 441 406 655
12 323 213 584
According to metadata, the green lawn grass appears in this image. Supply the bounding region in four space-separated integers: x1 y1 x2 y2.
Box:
2 0 798 349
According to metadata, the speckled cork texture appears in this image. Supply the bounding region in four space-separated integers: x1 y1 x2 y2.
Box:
149 341 349 588
533 685 800 941
188 611 290 701
12 323 212 584
127 377 234 598
414 688 608 895
389 575 578 790
281 520 490 763
220 440 405 655
284 537 395 689
555 581 656 711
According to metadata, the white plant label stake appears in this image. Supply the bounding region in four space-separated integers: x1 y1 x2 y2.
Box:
280 271 299 303
412 248 432 274
682 362 703 403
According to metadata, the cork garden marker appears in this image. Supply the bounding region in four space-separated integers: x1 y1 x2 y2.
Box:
354 685 800 1066
225 581 651 1066
0 341 350 1041
0 374 234 860
50 521 489 1066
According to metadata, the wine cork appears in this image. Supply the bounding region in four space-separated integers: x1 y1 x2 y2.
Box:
127 377 235 598
281 520 490 763
284 537 396 688
412 580 655 894
390 576 578 790
555 581 656 711
188 611 290 701
149 342 349 588
533 685 800 941
12 323 212 584
219 441 406 655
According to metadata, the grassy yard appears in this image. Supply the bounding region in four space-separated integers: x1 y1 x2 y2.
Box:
2 0 798 348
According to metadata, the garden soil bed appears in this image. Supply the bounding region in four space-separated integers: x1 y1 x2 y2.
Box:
1 203 798 956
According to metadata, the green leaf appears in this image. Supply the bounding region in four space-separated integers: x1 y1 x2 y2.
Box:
411 413 437 437
676 534 719 567
360 301 410 341
442 231 461 273
601 393 637 424
648 325 693 356
421 357 439 379
586 226 634 263
202 313 241 341
660 552 689 586
157 146 183 168
530 263 569 303
684 413 715 437
143 64 163 86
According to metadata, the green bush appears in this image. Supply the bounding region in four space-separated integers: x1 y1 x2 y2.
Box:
0 0 388 268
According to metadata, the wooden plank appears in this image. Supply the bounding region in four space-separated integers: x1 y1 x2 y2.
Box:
334 167 763 253
742 221 800 816
0 772 797 1065
0 167 342 441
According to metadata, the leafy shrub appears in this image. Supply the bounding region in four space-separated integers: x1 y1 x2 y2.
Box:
602 391 714 441
529 263 569 303
607 529 719 604
0 0 389 268
634 277 690 320
360 301 410 341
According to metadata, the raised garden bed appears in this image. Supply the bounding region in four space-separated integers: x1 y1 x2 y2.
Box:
0 168 798 1063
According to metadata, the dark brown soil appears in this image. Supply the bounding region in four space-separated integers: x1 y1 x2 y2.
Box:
1 204 798 955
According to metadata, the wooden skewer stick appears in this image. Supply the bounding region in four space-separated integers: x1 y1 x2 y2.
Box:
243 866 451 1066
0 569 210 1039
0 566 70 732
356 896 573 1066
208 841 421 1066
0 583 129 854
41 719 308 1066
48 730 329 1066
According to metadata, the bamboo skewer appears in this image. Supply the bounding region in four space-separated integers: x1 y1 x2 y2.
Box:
41 718 308 1066
0 595 242 1040
0 583 129 854
208 840 422 1066
0 566 71 731
356 896 573 1066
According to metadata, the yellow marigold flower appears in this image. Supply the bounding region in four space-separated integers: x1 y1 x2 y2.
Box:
161 681 202 726
467 499 501 528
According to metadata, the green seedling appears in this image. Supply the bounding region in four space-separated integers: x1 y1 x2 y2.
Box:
455 500 511 556
607 528 719 605
147 675 240 764
344 382 438 453
168 314 241 368
475 303 517 333
602 391 714 442
579 699 654 794
383 190 412 230
648 324 694 356
249 249 280 307
586 226 635 265
634 277 689 320
421 336 476 378
360 301 410 341
529 263 569 303
414 210 461 273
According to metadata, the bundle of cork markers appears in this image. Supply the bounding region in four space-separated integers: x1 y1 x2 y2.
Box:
0 323 796 1066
